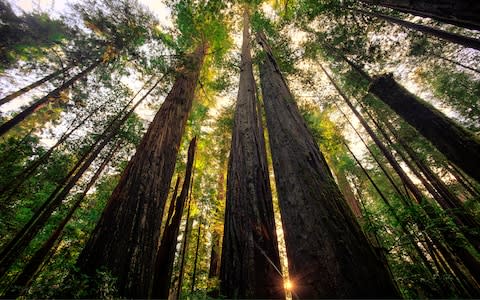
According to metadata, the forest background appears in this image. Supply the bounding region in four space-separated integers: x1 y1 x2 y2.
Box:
0 0 479 298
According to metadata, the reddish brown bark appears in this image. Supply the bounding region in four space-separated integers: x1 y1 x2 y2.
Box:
220 12 284 299
75 43 207 298
258 32 399 298
151 137 196 298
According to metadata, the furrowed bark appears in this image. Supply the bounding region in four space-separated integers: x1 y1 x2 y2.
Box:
369 74 480 184
0 64 74 106
258 32 399 298
220 11 284 299
75 43 207 298
151 137 196 299
0 61 101 137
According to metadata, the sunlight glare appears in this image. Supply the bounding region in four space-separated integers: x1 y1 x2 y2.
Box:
284 279 293 291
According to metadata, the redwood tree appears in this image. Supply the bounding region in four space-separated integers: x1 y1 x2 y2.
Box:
75 43 207 298
257 31 399 298
369 74 480 184
220 10 284 299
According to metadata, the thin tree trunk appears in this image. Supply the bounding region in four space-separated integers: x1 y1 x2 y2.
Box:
0 75 154 198
334 102 409 202
208 230 220 279
448 164 480 198
151 137 196 299
0 61 101 137
0 64 74 106
353 8 480 50
75 43 207 298
0 76 160 279
358 0 480 31
344 142 435 276
322 66 425 205
220 11 284 299
430 52 480 74
334 167 363 218
190 218 202 294
2 141 119 298
369 74 480 184
258 31 399 298
176 201 193 300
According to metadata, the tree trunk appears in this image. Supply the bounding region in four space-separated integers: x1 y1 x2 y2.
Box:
151 137 196 299
208 230 220 279
75 43 207 298
323 66 425 205
257 32 399 298
334 167 363 218
2 142 119 299
0 64 74 106
220 11 284 299
369 74 480 184
190 218 202 294
0 77 160 279
353 8 480 50
176 201 193 300
0 61 101 137
358 0 480 31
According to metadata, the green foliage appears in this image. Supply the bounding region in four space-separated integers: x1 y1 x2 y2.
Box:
0 0 72 69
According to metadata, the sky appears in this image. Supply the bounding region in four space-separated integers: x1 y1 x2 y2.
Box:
10 0 173 28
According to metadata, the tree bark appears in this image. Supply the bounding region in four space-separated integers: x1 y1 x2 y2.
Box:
358 0 480 31
0 64 74 106
369 74 480 184
75 43 207 298
220 11 284 299
257 32 399 298
0 60 101 137
2 142 119 299
151 137 196 299
353 8 480 50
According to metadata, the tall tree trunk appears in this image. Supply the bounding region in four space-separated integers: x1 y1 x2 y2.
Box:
190 218 202 294
176 201 193 300
334 167 363 218
353 8 480 50
369 74 480 183
220 11 284 299
0 64 75 106
380 120 480 250
151 137 196 299
208 230 221 279
322 66 425 205
75 43 207 298
257 32 399 298
0 77 160 279
0 61 101 137
358 0 480 31
2 142 119 299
